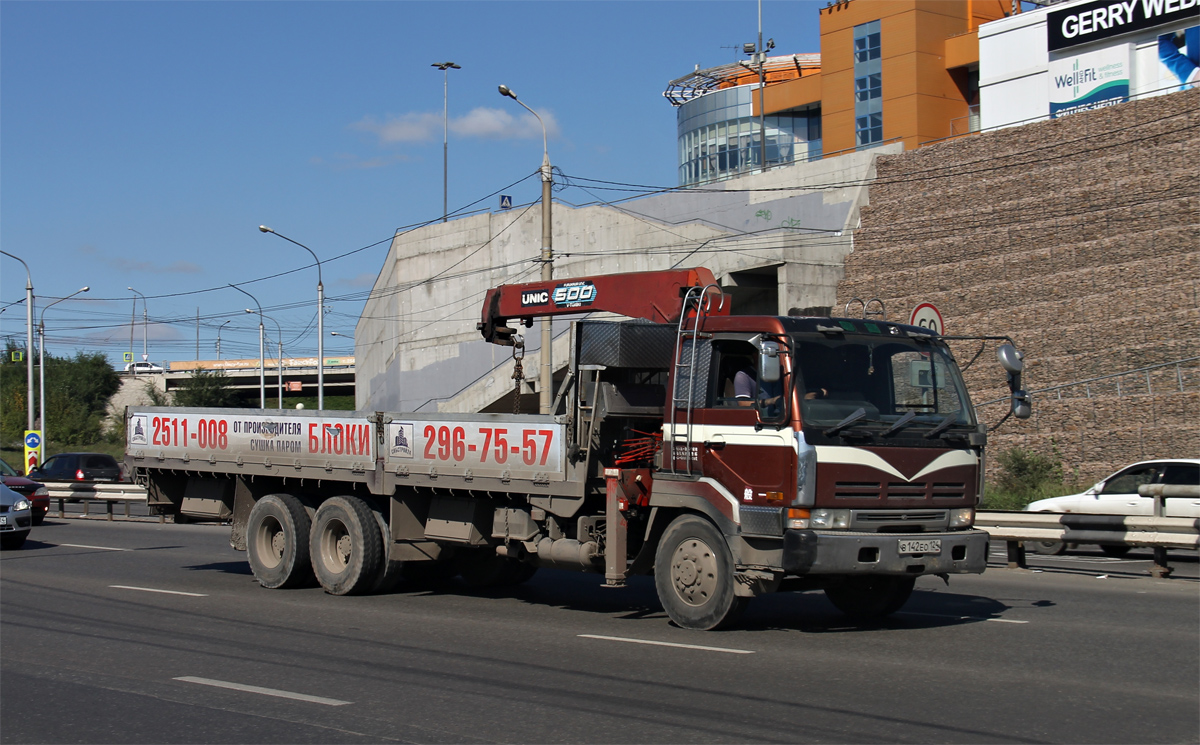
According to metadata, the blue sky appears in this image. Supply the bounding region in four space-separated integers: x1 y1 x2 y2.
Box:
1 0 821 366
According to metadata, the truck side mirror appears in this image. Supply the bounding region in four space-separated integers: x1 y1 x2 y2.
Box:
997 344 1030 419
760 341 781 383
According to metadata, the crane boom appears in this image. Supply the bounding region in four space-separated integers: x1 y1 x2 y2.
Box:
478 267 727 345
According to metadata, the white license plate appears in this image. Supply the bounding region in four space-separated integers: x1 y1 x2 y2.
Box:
899 539 940 555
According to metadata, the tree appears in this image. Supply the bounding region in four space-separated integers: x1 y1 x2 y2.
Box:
172 369 242 408
0 344 119 447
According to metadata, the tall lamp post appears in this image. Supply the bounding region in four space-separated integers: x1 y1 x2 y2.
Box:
230 285 265 408
39 287 89 457
740 0 774 172
215 320 232 359
259 226 324 409
0 251 35 442
432 61 461 223
127 287 148 367
497 84 553 415
250 310 284 409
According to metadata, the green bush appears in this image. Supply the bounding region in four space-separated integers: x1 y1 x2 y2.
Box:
981 446 1069 510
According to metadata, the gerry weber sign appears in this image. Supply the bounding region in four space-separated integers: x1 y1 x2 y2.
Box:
1048 0 1200 52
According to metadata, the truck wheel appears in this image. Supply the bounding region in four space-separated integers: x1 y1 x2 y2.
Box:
823 576 915 620
654 515 746 631
311 496 383 596
246 494 313 589
1027 540 1066 555
369 509 404 594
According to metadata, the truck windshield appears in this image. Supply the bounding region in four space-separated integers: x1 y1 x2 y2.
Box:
793 334 975 432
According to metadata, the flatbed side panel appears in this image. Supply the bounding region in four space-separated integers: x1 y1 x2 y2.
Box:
385 414 567 483
127 407 375 473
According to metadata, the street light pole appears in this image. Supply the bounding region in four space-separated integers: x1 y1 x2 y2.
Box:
128 287 148 365
1 251 35 438
259 311 284 409
230 284 266 408
498 84 553 416
39 287 89 458
216 320 231 359
259 226 324 409
432 62 461 223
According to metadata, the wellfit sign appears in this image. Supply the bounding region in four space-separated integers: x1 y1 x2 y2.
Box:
1049 45 1131 118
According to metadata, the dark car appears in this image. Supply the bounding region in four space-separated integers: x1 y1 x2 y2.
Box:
0 459 49 525
29 452 122 484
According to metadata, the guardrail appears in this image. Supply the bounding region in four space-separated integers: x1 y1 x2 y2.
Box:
44 482 150 522
977 485 1200 578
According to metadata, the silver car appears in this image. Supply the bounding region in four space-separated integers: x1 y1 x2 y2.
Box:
1 482 32 550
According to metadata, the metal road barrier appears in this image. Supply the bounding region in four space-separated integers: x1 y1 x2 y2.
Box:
44 482 150 522
977 485 1200 578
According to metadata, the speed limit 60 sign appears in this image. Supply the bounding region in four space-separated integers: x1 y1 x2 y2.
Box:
910 303 944 334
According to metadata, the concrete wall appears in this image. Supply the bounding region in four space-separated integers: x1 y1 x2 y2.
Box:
837 88 1199 483
356 145 901 414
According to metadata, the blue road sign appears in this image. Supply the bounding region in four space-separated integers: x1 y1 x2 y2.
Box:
25 432 41 449
499 195 512 210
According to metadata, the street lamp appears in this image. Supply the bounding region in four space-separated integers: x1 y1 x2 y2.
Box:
215 320 232 359
258 226 324 409
0 250 35 441
740 0 775 172
497 83 553 415
251 310 284 409
229 284 265 408
127 287 148 367
39 287 89 458
432 61 461 223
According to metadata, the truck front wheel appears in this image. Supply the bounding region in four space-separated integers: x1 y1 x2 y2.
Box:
311 496 383 596
654 515 746 631
823 576 915 620
246 494 313 589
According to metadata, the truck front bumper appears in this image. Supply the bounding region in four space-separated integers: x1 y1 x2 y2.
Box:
782 528 989 577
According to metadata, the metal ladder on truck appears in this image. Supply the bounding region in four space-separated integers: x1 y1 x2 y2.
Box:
667 284 723 476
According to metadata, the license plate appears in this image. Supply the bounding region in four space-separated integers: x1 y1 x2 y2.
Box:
899 539 940 555
0 516 7 525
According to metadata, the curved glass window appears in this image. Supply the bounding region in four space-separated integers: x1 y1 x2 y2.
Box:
676 86 822 186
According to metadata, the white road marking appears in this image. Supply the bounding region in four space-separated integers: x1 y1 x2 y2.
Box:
900 611 1028 624
174 676 351 706
578 634 755 654
58 543 130 552
110 585 207 597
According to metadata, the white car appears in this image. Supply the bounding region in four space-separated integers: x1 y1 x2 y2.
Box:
1025 458 1200 555
0 482 32 550
125 361 164 374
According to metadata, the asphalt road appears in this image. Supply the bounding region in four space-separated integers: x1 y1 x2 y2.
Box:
2 517 1197 744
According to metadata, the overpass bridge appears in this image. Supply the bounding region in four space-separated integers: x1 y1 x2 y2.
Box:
152 357 356 405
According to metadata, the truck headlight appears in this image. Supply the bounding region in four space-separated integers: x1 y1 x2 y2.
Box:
949 507 974 529
810 508 851 530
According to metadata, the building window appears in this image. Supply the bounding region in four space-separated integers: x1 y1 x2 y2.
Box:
855 73 881 101
856 113 883 146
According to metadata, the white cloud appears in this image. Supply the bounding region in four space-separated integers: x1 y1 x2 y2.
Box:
351 107 560 146
335 272 378 288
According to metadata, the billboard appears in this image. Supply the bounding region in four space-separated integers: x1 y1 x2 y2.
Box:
1049 44 1132 117
1154 25 1199 89
1048 0 1200 51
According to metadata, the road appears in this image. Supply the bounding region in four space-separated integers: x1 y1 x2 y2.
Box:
2 517 1197 744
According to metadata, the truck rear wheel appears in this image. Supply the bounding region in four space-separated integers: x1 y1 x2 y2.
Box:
311 496 383 596
823 576 915 620
246 494 313 589
654 515 746 631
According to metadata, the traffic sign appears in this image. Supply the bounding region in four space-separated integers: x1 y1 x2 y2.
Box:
24 430 41 475
499 195 513 210
24 431 41 450
124 352 134 362
910 303 945 334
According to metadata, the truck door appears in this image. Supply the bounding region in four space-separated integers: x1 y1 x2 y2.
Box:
696 338 795 507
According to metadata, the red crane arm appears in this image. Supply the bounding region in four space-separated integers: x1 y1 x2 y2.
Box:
478 267 727 345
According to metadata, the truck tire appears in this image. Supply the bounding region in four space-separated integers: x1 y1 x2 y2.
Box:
310 496 383 596
370 509 404 594
654 515 746 631
823 576 915 620
246 494 313 589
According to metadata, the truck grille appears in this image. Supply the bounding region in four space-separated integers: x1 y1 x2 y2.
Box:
836 481 966 500
851 509 949 533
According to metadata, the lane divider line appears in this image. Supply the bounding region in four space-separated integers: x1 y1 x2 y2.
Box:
174 676 351 706
578 634 755 654
111 585 207 597
59 543 130 552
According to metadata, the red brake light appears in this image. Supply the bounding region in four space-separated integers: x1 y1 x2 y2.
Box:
76 469 85 480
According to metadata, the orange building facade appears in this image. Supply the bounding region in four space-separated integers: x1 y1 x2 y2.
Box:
667 0 1015 184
